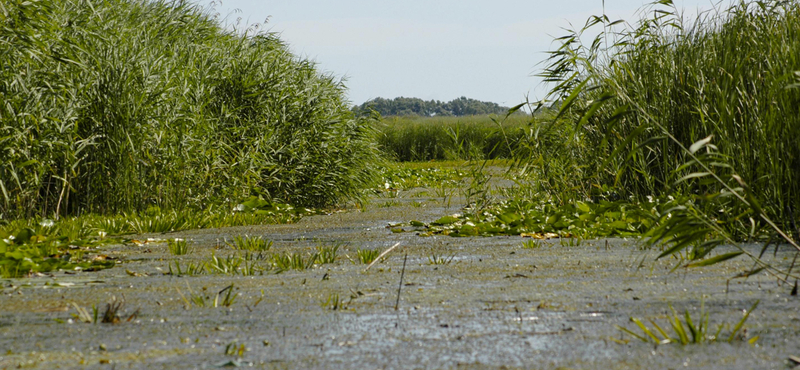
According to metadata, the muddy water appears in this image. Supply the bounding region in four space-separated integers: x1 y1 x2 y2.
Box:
1 189 798 369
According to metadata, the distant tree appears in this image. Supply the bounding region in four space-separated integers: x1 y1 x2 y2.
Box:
353 96 513 117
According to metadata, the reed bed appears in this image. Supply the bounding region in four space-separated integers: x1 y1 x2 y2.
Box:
524 0 800 228
0 0 382 220
377 114 531 161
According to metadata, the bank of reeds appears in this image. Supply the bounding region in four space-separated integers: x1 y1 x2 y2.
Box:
506 0 800 275
0 0 381 220
524 0 799 232
378 114 531 161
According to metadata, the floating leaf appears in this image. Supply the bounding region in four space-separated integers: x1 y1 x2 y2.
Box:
432 215 459 225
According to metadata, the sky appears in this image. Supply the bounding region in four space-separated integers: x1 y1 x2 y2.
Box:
199 0 724 106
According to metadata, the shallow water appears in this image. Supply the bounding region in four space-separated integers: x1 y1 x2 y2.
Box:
1 189 798 369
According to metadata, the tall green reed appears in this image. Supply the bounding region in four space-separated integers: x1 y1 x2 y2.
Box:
520 0 799 273
378 115 530 161
0 0 382 221
527 0 799 224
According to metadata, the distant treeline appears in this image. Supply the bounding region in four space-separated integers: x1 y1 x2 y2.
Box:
353 96 514 117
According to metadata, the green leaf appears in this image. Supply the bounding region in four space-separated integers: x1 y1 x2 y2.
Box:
686 251 744 267
689 135 713 154
675 172 711 184
433 215 459 225
631 318 660 342
728 300 759 342
497 212 521 225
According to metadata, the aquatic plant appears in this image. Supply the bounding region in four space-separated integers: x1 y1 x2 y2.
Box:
316 244 341 265
617 300 759 345
272 251 317 271
206 254 242 275
226 235 273 253
521 239 542 249
322 293 344 310
168 239 191 256
427 253 455 265
0 227 117 278
167 261 205 276
355 248 381 265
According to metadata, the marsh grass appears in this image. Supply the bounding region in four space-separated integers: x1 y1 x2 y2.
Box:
322 293 344 310
521 239 542 249
206 254 242 275
226 236 272 253
316 244 340 264
618 300 759 345
167 261 205 276
427 253 455 265
70 303 98 324
178 284 237 309
378 115 530 161
519 0 800 272
533 0 800 222
355 248 381 265
216 284 238 308
272 251 317 271
224 342 247 357
168 239 191 256
0 0 382 221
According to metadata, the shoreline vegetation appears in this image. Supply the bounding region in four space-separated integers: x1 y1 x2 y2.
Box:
0 0 382 221
1 0 798 281
0 0 381 277
379 0 799 280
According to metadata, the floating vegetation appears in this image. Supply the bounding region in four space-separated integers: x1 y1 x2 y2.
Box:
0 196 314 278
0 227 118 278
401 197 660 239
379 166 466 192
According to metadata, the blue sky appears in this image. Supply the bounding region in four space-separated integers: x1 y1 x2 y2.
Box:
200 0 723 106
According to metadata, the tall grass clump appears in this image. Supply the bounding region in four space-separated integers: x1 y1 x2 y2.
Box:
526 0 800 231
0 0 381 221
514 0 800 274
378 114 530 161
